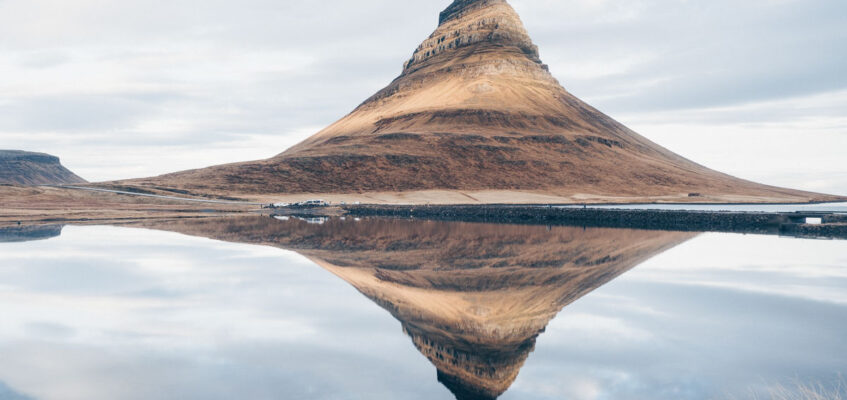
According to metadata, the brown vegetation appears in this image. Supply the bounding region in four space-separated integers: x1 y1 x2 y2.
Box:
0 185 251 224
109 0 842 204
0 150 86 185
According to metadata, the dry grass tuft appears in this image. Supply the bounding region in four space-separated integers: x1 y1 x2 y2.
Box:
755 376 846 400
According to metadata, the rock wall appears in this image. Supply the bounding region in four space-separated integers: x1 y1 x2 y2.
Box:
406 0 541 74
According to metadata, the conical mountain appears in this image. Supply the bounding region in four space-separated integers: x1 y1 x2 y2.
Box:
123 0 840 204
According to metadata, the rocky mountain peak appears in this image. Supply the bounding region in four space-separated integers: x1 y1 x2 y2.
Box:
439 0 507 24
403 0 542 75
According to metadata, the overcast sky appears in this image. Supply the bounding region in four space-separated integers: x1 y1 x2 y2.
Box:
1 0 845 194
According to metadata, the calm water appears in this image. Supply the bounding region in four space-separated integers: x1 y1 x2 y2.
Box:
1 216 846 400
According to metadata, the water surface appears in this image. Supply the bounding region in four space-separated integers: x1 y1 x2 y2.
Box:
0 216 845 400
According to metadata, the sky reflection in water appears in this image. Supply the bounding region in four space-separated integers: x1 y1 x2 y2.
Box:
0 218 845 400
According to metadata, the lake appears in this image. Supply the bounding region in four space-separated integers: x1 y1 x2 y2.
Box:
1 216 845 400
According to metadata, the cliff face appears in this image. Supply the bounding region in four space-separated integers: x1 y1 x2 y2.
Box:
122 0 838 204
134 215 695 399
440 0 506 24
405 0 542 76
0 150 86 186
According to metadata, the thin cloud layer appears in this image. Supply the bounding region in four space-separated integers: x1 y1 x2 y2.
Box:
1 0 844 194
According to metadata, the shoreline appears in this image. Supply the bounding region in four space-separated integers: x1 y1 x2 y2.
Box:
1 185 845 239
3 204 846 240
343 205 847 240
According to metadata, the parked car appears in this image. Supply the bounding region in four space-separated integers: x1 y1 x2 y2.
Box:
294 199 330 208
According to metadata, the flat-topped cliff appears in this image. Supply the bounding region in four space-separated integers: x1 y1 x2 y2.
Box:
0 150 86 186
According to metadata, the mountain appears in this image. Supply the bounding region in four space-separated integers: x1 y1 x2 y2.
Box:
117 0 839 204
0 150 86 186
134 215 695 399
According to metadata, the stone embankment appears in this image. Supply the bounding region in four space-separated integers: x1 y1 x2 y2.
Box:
345 205 847 239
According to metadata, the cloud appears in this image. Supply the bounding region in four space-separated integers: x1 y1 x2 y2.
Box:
504 232 847 400
0 0 844 190
0 224 449 400
0 93 176 132
515 0 847 111
17 50 71 69
0 381 34 400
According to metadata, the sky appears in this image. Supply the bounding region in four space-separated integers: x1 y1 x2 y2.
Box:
1 0 845 194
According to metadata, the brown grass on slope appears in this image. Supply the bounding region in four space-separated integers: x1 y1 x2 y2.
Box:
0 150 86 185
111 0 843 204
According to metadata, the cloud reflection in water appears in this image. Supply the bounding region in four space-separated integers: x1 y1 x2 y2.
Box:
0 218 845 400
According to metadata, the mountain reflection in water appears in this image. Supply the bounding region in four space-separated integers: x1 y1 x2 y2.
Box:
130 216 695 399
0 224 63 243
